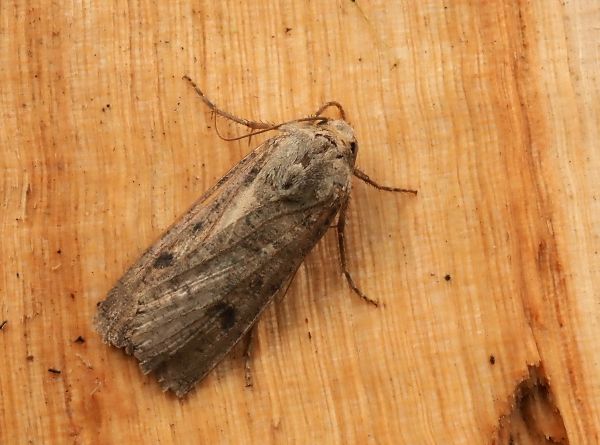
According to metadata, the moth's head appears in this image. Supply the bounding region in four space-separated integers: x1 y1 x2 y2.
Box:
319 119 358 165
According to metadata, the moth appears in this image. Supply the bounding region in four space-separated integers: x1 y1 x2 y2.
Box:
94 76 416 397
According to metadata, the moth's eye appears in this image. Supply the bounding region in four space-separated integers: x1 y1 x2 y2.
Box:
349 141 357 154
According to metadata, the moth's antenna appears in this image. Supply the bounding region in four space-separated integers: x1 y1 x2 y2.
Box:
184 75 328 142
183 75 272 130
213 117 330 142
315 101 346 120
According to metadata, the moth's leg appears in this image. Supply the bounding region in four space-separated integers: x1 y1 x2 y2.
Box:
339 171 416 303
353 168 418 195
243 326 257 387
336 198 379 307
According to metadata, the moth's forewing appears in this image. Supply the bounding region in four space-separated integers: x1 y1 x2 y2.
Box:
95 139 273 347
95 120 357 396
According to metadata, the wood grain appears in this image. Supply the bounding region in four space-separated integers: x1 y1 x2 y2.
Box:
0 1 598 443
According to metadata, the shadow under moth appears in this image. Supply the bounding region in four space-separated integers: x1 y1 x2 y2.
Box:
94 76 417 397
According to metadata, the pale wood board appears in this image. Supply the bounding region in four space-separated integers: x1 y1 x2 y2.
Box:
0 1 598 444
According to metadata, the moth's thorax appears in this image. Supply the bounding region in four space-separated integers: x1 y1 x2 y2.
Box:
281 118 358 164
249 119 357 204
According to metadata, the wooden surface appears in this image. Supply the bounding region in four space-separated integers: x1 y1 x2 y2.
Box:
1 1 598 444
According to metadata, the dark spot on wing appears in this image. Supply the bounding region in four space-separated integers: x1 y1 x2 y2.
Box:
220 306 236 329
154 252 174 268
249 164 262 176
207 302 237 330
192 221 204 232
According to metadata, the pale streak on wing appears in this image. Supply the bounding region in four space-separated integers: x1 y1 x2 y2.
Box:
128 198 334 364
95 137 280 345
